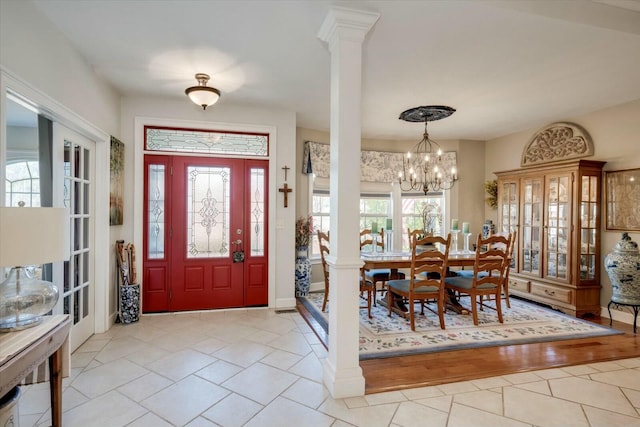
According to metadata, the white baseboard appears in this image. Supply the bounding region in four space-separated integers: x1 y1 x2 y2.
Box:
275 297 297 310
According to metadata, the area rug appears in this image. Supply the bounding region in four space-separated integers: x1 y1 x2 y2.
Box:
298 292 622 360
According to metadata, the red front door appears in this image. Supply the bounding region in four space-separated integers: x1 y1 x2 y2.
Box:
143 155 268 312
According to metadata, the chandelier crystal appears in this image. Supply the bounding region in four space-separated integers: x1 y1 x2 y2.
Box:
398 105 458 194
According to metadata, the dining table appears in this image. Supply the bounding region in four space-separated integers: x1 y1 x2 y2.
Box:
360 250 477 317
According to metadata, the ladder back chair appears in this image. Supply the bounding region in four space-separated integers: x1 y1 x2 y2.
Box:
320 230 374 318
444 233 510 325
360 228 405 305
386 233 451 331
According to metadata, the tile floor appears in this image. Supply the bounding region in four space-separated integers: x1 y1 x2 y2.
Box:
17 308 640 427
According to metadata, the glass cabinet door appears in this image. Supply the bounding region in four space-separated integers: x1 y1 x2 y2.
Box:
499 180 519 270
580 175 599 281
545 174 572 281
520 177 542 276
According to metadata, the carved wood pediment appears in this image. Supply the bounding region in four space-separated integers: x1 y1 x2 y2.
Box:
521 122 593 167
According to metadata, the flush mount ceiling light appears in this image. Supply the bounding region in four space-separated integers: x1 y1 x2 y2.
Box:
185 73 221 110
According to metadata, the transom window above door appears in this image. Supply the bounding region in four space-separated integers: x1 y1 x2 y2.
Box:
145 126 269 156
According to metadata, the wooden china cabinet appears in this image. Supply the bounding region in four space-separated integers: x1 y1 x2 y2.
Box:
496 160 606 318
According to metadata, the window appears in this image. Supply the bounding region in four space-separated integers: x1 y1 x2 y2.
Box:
310 190 330 258
401 194 444 251
5 160 40 207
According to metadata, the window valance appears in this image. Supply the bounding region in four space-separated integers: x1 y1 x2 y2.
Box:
302 140 457 183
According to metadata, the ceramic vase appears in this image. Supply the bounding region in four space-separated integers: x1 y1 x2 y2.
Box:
295 246 311 297
604 232 640 305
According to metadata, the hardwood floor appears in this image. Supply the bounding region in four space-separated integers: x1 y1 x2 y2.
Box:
296 299 640 395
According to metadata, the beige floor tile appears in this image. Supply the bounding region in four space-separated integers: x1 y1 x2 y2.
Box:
71 358 149 399
19 384 51 415
146 348 216 381
392 401 449 427
534 367 572 379
514 380 551 396
267 330 314 355
124 342 171 367
318 398 398 427
471 376 512 389
503 386 589 426
454 389 504 416
75 337 109 353
245 396 335 427
260 348 303 370
190 336 228 355
549 376 637 416
582 405 640 427
94 336 148 363
622 387 640 408
414 395 453 413
501 371 544 384
448 402 530 427
70 351 98 369
201 392 263 427
127 412 174 427
343 396 369 409
288 352 324 382
140 375 229 426
437 380 479 395
212 340 275 367
117 372 173 402
587 360 627 372
615 357 640 369
589 368 640 391
19 413 42 427
222 362 299 405
62 390 147 427
281 377 330 409
195 359 243 384
364 390 407 406
61 386 89 411
184 416 221 427
561 364 600 376
401 385 445 401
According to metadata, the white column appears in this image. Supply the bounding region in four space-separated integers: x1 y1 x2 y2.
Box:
317 6 379 398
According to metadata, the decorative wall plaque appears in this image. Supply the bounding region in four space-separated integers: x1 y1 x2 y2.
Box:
521 122 594 167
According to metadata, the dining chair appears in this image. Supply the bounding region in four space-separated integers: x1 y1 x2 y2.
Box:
444 233 510 325
317 230 331 312
360 228 405 305
386 233 451 331
456 230 516 308
320 230 374 318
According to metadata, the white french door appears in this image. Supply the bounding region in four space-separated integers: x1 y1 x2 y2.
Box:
53 124 95 351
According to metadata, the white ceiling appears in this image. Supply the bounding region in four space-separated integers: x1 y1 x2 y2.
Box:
29 0 640 141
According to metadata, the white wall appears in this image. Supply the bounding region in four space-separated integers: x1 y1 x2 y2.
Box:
120 96 297 310
485 98 640 307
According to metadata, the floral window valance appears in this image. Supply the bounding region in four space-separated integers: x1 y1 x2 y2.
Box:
302 141 457 183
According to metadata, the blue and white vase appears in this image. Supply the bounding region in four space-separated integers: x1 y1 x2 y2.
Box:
295 245 311 297
605 233 640 305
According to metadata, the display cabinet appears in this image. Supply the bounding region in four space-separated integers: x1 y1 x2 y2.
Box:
496 160 605 317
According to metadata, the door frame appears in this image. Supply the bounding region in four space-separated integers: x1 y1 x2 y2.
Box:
134 117 277 311
1 68 111 335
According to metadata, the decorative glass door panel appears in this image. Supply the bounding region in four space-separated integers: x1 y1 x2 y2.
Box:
520 178 542 276
545 174 572 281
186 166 231 258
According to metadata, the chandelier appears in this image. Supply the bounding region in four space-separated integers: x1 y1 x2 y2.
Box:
398 105 458 194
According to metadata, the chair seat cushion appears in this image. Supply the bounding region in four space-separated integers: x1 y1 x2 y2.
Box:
387 279 439 294
455 270 489 279
365 269 405 281
445 276 497 290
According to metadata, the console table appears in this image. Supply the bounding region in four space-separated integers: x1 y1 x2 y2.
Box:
0 315 71 427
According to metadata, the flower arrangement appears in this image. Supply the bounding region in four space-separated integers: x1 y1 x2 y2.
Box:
295 215 315 247
484 179 498 209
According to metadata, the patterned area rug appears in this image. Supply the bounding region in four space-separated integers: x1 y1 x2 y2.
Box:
299 292 622 360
